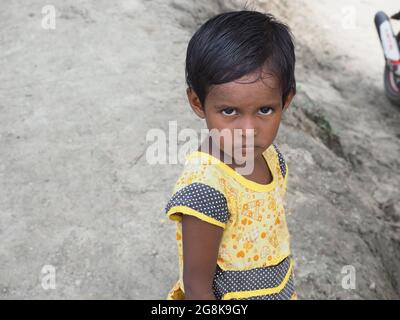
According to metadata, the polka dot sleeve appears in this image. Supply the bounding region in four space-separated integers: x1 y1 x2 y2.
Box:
272 143 288 180
165 182 229 229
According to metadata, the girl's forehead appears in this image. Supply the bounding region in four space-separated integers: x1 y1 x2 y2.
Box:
207 75 281 105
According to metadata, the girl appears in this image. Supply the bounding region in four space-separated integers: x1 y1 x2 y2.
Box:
165 10 297 300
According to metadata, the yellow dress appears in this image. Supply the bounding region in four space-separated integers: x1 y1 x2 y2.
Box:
164 143 297 300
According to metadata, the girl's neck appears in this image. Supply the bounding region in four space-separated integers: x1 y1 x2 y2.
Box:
197 135 262 170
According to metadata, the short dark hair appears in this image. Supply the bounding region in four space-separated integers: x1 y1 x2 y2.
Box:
185 10 296 107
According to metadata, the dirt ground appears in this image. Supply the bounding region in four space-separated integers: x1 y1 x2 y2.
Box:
0 0 399 299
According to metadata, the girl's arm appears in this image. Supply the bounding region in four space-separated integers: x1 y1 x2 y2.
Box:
181 214 224 300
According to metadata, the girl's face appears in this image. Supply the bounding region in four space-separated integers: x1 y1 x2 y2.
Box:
187 69 294 161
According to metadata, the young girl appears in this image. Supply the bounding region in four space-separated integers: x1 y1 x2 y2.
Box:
164 10 297 300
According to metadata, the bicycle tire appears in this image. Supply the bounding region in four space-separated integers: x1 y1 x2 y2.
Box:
384 65 400 105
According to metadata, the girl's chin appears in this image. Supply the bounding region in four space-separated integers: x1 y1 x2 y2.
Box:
223 147 258 160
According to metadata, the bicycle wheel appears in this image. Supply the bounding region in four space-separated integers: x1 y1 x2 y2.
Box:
384 65 400 105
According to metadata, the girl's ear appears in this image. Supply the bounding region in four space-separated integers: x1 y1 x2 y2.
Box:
186 87 206 119
282 89 295 112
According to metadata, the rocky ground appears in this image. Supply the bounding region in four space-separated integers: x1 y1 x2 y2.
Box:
0 0 399 299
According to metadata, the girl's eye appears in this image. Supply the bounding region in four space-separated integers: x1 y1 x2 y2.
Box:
258 107 273 115
221 108 237 116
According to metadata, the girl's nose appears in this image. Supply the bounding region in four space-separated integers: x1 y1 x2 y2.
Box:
239 117 258 138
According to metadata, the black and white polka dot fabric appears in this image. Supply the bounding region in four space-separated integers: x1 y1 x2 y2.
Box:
212 256 293 300
237 272 295 300
165 182 229 224
272 143 286 178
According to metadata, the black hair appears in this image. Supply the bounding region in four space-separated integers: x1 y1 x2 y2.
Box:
185 10 296 108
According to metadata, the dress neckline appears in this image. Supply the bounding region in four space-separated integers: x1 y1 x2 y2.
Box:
185 145 276 192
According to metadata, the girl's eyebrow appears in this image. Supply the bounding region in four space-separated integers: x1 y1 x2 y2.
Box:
214 102 279 109
214 104 234 109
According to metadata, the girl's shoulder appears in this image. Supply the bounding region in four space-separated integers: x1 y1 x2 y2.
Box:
164 151 230 229
266 142 289 198
269 143 288 180
171 150 229 194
